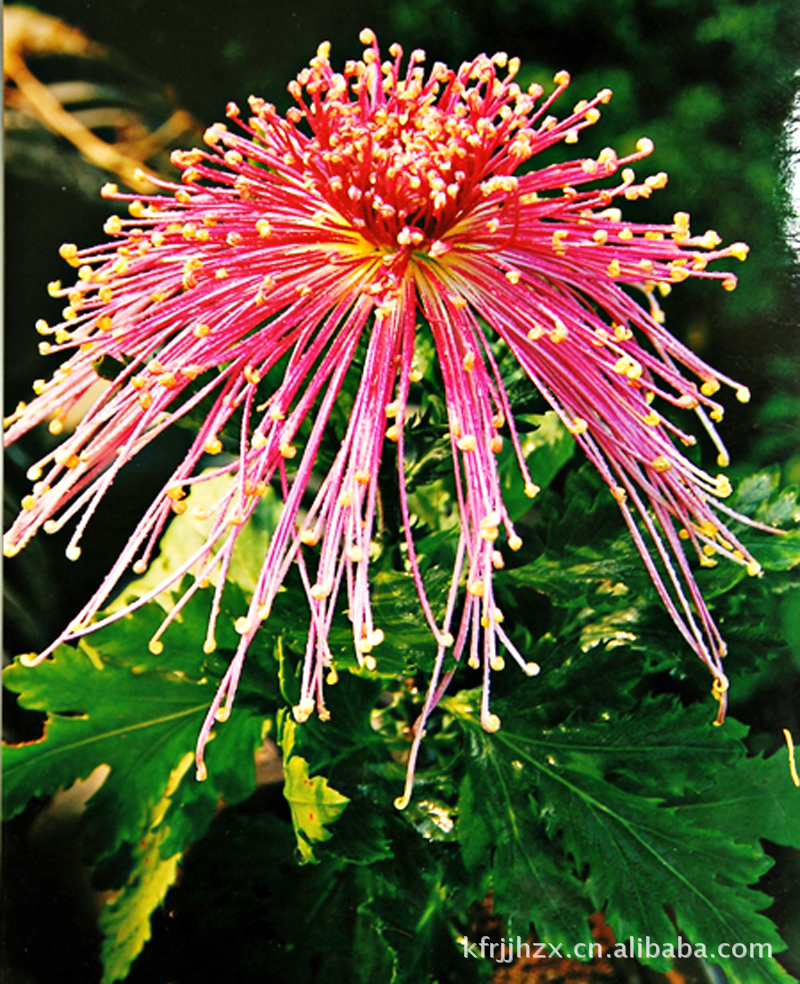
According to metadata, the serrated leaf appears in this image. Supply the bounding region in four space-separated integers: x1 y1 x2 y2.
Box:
502 534 647 605
3 642 214 844
316 789 394 865
727 468 800 570
458 754 594 944
446 688 796 984
679 747 800 851
539 767 791 983
534 698 748 800
3 610 266 836
280 715 349 864
747 529 800 573
732 467 783 518
3 586 270 984
99 752 194 984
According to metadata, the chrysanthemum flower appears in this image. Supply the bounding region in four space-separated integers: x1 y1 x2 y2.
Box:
5 30 762 807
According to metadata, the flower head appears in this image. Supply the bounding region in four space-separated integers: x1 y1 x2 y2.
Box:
5 31 759 806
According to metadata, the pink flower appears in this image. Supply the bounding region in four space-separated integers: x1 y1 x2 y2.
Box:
4 30 760 806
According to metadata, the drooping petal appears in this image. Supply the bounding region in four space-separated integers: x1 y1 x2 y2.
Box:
5 31 761 802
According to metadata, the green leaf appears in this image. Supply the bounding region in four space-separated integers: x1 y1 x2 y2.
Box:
280 714 350 864
3 585 270 984
501 532 646 605
316 788 394 865
327 566 451 679
679 747 800 853
458 754 594 945
539 699 748 800
543 770 790 982
352 828 483 984
98 752 193 984
726 468 800 572
3 641 214 845
500 411 575 520
449 691 796 984
112 471 284 606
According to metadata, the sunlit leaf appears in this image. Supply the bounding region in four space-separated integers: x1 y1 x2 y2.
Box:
280 714 350 864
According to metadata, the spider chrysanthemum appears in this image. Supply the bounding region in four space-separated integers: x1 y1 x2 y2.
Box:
4 30 761 806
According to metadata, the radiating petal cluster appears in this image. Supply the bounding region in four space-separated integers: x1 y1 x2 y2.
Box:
4 30 761 806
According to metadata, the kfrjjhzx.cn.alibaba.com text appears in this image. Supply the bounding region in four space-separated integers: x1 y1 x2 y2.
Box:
459 936 773 963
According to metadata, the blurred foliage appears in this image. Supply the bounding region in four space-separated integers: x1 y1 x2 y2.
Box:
3 5 202 197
